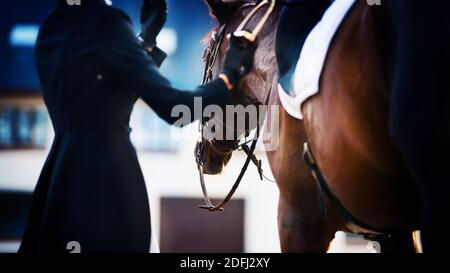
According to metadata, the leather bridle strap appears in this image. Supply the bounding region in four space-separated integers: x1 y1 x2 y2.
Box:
197 129 260 212
202 24 227 85
196 0 276 212
234 0 277 42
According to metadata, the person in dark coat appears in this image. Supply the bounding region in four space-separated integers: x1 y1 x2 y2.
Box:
19 0 256 254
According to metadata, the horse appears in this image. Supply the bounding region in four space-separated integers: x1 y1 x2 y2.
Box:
199 0 422 253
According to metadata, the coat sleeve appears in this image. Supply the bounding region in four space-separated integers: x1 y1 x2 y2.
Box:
95 9 230 125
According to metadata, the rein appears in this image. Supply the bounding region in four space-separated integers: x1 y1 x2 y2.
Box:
196 0 277 212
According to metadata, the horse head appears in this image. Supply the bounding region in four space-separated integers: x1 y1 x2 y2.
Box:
198 0 280 174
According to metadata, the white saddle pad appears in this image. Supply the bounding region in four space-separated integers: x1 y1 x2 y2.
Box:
278 0 356 120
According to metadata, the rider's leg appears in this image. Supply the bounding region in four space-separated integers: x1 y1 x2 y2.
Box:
385 0 450 253
276 0 331 92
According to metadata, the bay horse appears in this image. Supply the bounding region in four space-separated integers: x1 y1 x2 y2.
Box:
199 0 422 253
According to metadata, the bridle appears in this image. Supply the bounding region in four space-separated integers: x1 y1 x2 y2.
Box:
201 0 277 84
196 0 277 212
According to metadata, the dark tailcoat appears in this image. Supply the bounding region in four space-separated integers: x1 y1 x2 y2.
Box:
19 0 228 253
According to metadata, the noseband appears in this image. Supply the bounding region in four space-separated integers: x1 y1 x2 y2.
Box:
196 0 277 212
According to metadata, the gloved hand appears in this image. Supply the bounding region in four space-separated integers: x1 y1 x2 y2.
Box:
221 35 257 88
140 0 168 48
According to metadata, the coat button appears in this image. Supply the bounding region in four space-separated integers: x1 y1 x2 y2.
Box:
97 74 103 81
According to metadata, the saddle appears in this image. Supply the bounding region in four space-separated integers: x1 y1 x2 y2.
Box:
278 0 356 119
276 0 331 95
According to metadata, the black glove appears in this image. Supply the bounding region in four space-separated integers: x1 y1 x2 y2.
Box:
147 46 167 68
140 0 168 48
222 35 257 87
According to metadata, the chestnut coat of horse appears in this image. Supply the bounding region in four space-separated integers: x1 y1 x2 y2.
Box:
198 0 449 253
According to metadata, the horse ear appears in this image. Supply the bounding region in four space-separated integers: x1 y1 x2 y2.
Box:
205 0 246 24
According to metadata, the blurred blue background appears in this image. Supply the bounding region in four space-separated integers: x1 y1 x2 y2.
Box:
0 0 372 253
0 0 218 93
